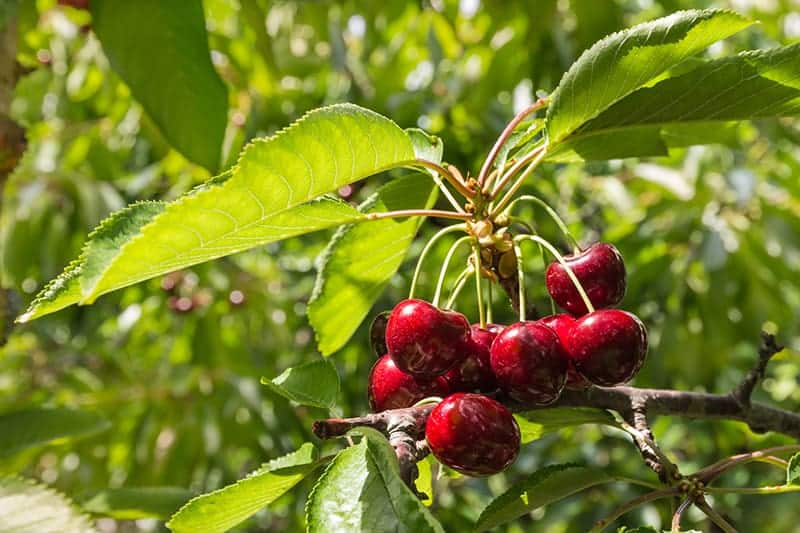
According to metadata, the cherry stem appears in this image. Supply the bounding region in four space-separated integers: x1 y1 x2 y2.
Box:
486 279 493 323
512 240 527 322
504 195 581 252
589 488 678 533
432 236 472 308
409 224 466 299
477 97 548 190
490 145 543 199
472 243 486 328
407 159 474 200
490 146 548 216
365 209 471 222
445 267 471 309
411 161 466 213
514 234 596 313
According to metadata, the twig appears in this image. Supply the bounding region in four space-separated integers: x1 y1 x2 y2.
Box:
731 332 783 409
693 444 800 484
695 496 738 533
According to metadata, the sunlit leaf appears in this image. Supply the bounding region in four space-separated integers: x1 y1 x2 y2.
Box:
0 476 96 533
261 359 340 409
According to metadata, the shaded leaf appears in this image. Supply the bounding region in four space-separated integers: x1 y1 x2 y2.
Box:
514 407 616 443
167 443 321 533
20 104 414 322
83 487 194 520
261 359 340 409
787 453 800 486
0 407 110 457
546 9 752 145
475 464 615 532
308 173 437 355
91 0 227 171
305 428 444 533
0 475 96 533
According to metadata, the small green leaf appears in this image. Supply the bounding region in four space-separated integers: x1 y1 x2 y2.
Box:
83 487 194 520
261 359 340 409
787 453 800 486
308 172 438 355
406 128 444 166
416 456 435 507
0 407 110 457
546 9 752 145
20 104 415 322
92 0 227 171
305 428 444 533
475 464 615 532
167 443 321 533
514 407 616 443
0 476 97 533
549 44 800 161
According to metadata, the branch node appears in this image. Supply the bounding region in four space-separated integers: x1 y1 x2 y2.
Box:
731 331 783 410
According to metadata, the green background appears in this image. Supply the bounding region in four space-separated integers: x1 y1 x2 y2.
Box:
1 0 799 531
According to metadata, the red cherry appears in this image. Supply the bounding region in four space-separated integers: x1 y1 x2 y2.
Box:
426 393 520 476
538 314 592 390
444 324 502 393
489 322 568 405
545 242 626 316
368 355 449 412
565 309 648 387
385 299 470 377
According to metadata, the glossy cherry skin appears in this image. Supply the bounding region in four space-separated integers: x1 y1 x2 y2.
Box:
368 355 449 412
426 393 520 476
490 322 568 405
564 309 648 387
538 314 592 390
545 242 626 316
386 299 470 377
444 324 502 393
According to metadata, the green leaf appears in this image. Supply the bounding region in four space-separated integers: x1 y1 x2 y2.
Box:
475 464 615 532
549 44 800 161
0 407 111 456
261 359 340 409
787 453 800 486
20 104 415 322
83 487 194 520
546 9 752 145
0 475 97 533
167 443 321 533
514 407 616 443
416 456 434 507
305 428 444 533
91 0 227 171
307 173 438 355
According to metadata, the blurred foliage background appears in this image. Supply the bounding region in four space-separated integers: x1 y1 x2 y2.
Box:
1 0 799 531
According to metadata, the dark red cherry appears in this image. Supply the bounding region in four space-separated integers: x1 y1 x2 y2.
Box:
538 314 592 390
425 393 520 476
368 355 449 412
385 299 470 377
444 324 502 393
489 322 568 405
564 309 647 387
545 242 626 316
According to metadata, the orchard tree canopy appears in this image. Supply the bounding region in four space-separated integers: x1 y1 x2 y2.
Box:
1 1 800 532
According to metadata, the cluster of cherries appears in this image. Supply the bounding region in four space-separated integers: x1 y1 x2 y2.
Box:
368 243 648 477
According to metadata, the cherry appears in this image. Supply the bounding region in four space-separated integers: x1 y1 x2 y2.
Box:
545 242 626 316
538 314 592 390
385 299 470 377
564 309 647 387
425 393 520 476
368 355 449 412
490 322 568 405
444 324 502 393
